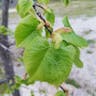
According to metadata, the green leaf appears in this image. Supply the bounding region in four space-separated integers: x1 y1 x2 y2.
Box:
16 0 33 18
45 9 55 26
74 47 83 68
61 39 83 68
63 0 70 6
55 91 66 96
23 37 76 86
62 33 88 47
62 16 88 47
63 16 72 28
38 0 50 4
61 41 83 68
15 15 41 47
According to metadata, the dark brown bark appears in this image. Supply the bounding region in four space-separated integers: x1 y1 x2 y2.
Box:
0 0 20 96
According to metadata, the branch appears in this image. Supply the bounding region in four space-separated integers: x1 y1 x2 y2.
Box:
0 42 9 51
33 3 52 34
0 42 12 55
34 3 46 11
60 85 69 96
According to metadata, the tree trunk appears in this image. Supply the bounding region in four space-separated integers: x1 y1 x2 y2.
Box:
0 0 20 96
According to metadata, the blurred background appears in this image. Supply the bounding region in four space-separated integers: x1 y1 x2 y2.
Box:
0 0 96 96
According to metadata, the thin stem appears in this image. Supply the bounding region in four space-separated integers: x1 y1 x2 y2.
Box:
60 86 66 93
33 3 52 34
60 85 69 96
35 3 46 11
33 3 46 23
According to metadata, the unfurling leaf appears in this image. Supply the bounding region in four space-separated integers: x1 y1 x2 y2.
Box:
52 27 71 49
52 32 63 49
54 27 72 34
23 37 76 86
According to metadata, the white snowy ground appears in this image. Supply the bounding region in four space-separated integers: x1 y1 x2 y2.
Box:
8 16 96 96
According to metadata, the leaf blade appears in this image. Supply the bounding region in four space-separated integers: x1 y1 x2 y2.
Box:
16 0 33 18
45 9 55 26
62 16 88 47
74 47 83 68
15 15 41 47
23 37 76 86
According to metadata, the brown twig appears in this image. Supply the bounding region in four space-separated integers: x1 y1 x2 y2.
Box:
33 3 52 34
34 3 46 11
60 85 69 96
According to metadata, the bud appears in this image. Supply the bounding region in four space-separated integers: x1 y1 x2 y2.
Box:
52 32 63 49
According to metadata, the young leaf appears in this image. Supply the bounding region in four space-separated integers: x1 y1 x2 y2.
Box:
62 16 88 47
15 15 41 47
52 32 63 49
53 27 72 34
61 32 88 47
23 37 76 86
55 91 66 96
62 16 71 28
16 0 33 18
63 0 70 6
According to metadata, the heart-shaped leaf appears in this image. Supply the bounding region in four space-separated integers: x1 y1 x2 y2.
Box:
15 15 41 48
23 37 76 86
